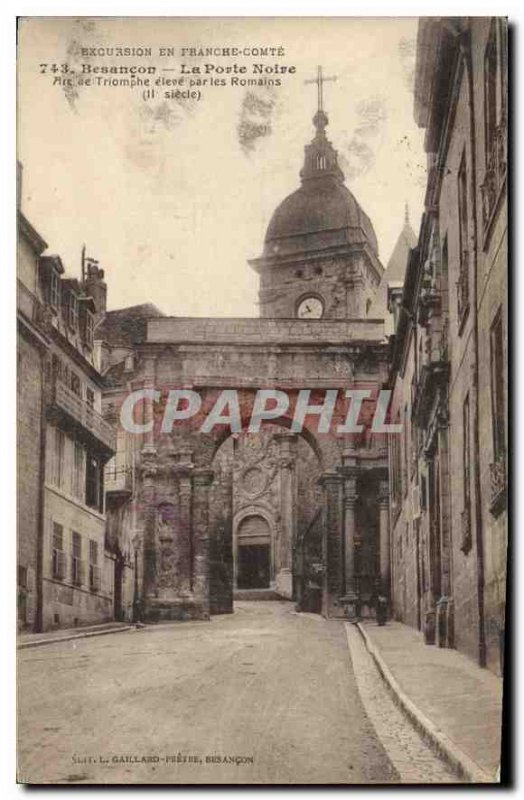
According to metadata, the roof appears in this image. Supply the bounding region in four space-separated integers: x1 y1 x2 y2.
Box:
96 303 165 346
385 220 418 283
262 112 379 259
264 180 378 257
18 211 48 255
367 217 418 330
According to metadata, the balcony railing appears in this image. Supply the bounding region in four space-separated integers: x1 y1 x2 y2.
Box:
17 279 51 330
51 380 116 454
105 465 134 497
481 121 507 231
489 458 506 516
456 250 470 328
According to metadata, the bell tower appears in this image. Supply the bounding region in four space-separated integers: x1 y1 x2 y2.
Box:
249 67 384 320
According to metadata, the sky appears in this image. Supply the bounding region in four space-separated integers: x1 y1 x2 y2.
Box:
17 17 427 317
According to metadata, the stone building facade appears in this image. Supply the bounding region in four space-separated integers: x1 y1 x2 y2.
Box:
17 191 49 631
17 169 117 631
387 18 507 675
98 107 394 624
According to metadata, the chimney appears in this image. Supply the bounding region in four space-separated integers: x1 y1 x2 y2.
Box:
82 249 107 318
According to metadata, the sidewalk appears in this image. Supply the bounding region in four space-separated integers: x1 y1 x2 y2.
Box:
357 620 503 783
17 620 135 649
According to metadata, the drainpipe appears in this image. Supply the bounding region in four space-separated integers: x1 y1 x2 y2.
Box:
460 28 487 668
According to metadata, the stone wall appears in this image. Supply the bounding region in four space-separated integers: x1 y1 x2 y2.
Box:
17 332 43 630
42 486 112 630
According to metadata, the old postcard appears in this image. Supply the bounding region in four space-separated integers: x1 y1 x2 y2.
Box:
16 16 507 785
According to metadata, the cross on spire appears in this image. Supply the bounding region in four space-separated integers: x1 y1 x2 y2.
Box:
305 65 337 113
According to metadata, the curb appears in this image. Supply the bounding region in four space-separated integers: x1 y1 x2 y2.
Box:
355 622 496 784
18 625 135 650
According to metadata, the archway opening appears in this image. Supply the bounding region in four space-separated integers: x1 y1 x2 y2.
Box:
208 422 323 613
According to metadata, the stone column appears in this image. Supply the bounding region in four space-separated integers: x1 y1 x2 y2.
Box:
275 432 298 599
339 450 359 619
378 478 390 597
318 471 344 617
191 469 214 618
177 467 193 597
139 449 158 619
142 356 157 452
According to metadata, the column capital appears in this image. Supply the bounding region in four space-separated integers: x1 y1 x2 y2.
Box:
338 465 360 482
139 447 158 480
317 470 343 488
142 354 158 377
341 447 359 468
178 474 192 499
279 455 296 471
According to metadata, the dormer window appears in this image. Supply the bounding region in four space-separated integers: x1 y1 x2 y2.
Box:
50 269 60 309
85 310 94 348
67 291 78 330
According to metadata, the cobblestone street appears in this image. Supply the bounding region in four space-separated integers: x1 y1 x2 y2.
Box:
18 602 456 785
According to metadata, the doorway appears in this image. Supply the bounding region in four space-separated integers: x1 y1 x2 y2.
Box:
237 543 271 589
235 514 272 590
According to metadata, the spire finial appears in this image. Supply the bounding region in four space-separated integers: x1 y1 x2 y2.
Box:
305 66 337 129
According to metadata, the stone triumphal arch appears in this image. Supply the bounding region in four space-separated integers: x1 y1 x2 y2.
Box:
101 100 393 623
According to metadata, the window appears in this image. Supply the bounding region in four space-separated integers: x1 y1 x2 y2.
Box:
54 428 65 488
316 153 327 170
461 394 472 554
50 269 60 309
71 531 83 586
73 441 85 500
52 522 66 580
89 540 101 592
18 565 28 589
420 473 427 511
484 22 498 166
402 404 409 495
481 21 507 232
86 311 94 347
70 371 81 396
490 309 505 462
457 153 470 325
389 414 402 516
86 388 95 408
498 20 508 121
441 235 449 314
86 452 104 512
67 291 78 330
463 395 471 510
458 153 469 260
51 354 62 383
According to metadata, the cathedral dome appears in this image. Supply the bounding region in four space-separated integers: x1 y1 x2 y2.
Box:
264 181 378 256
263 110 378 258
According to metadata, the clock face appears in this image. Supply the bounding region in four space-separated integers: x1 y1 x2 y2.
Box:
297 296 324 319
